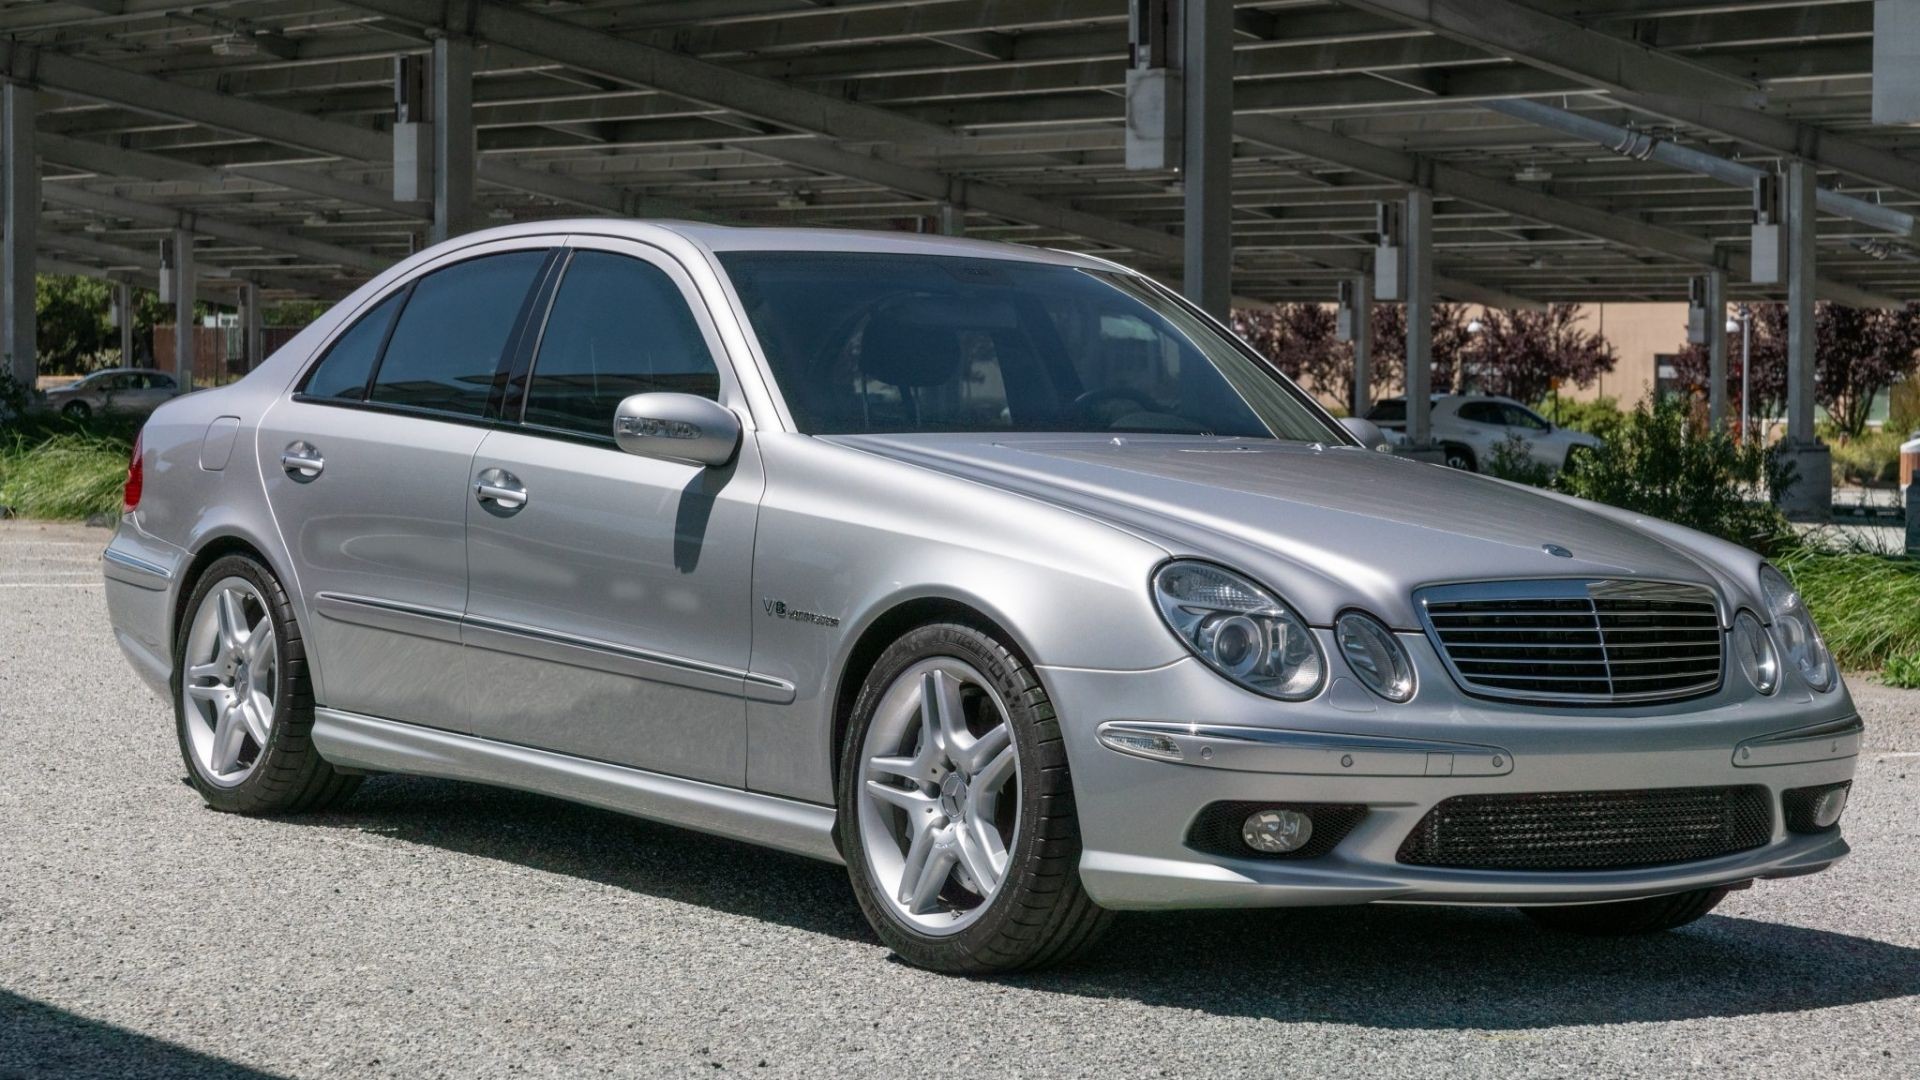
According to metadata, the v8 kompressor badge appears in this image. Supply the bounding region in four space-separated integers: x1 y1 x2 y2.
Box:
763 598 840 627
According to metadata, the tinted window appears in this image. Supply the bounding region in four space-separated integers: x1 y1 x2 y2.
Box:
720 252 1335 440
1367 400 1406 423
1503 404 1549 431
303 290 404 401
1457 402 1504 424
522 251 719 437
148 374 176 390
371 250 548 416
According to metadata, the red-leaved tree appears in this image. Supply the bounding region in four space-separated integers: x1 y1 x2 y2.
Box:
1461 304 1618 404
1671 303 1920 437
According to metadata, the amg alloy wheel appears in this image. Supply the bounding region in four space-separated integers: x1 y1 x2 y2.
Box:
838 622 1111 973
173 553 358 814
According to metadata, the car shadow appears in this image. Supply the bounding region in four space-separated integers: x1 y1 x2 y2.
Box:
0 990 288 1079
295 775 1920 1031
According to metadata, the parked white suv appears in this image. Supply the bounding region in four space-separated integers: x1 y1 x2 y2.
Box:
1368 394 1603 473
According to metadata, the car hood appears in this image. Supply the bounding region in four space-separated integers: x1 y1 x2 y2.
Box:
823 433 1724 629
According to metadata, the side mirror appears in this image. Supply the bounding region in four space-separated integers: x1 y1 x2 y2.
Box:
613 393 741 468
1337 416 1392 452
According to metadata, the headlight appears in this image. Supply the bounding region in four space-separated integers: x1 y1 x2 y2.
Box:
1334 611 1415 702
1759 565 1835 692
1731 610 1779 695
1152 561 1325 700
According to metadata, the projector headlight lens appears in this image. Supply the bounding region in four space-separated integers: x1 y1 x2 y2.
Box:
1152 561 1325 700
1759 565 1835 692
1732 610 1779 695
1335 610 1416 702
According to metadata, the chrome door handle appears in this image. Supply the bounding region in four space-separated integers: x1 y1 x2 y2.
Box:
281 442 324 480
474 468 527 510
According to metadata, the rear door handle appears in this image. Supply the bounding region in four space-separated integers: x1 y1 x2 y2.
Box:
281 442 324 480
474 467 527 510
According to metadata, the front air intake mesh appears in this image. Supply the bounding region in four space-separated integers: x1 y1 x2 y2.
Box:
1397 786 1772 870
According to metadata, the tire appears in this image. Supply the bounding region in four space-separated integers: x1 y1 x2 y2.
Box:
1520 887 1729 936
1442 443 1477 472
172 553 359 815
837 622 1113 973
61 400 91 420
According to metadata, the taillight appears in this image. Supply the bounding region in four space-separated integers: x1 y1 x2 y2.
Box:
123 431 144 513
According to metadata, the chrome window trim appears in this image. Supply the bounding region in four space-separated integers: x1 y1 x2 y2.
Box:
1415 578 1727 706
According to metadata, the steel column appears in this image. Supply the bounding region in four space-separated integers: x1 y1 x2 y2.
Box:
114 281 134 366
936 201 965 237
1350 274 1373 418
1780 160 1831 521
1180 0 1232 318
432 36 475 244
1704 270 1728 431
2 83 35 392
1403 189 1435 449
240 279 263 371
170 229 194 391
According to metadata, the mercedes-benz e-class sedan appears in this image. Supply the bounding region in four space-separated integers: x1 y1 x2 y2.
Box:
103 222 1858 973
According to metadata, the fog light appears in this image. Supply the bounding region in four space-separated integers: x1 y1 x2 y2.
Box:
1242 808 1313 854
1810 786 1849 828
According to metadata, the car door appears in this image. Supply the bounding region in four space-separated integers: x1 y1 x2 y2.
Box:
122 372 173 414
96 373 135 413
1497 403 1557 466
461 239 764 785
258 239 557 729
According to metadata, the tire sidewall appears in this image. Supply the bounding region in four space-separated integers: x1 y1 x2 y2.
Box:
836 623 1059 969
172 554 307 811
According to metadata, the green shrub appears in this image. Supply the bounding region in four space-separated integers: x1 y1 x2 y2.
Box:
1828 428 1906 486
1883 652 1920 689
1540 394 1627 443
0 431 132 521
1486 434 1555 487
1556 395 1788 550
1775 543 1920 677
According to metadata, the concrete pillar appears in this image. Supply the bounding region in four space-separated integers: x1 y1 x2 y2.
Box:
1402 189 1436 450
170 229 195 391
1779 159 1830 521
1180 0 1232 319
113 281 134 366
239 279 263 371
431 36 476 244
1349 274 1373 418
2 83 36 392
936 200 965 237
1704 269 1728 431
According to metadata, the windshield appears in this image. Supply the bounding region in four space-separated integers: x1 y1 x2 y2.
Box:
718 251 1340 440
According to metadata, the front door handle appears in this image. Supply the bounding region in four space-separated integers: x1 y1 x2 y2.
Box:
281 441 324 480
474 467 527 511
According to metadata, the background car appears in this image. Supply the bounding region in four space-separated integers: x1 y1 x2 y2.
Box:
1368 394 1602 472
41 367 182 420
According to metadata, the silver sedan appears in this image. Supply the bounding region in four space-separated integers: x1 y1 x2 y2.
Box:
102 222 1857 973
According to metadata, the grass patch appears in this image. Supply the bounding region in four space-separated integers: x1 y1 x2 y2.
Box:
0 429 132 521
1774 542 1920 680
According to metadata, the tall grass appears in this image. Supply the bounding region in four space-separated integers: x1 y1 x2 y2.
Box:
0 431 132 521
1775 541 1920 687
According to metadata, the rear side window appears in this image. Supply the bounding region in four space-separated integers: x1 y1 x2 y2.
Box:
303 290 404 401
521 250 719 438
370 250 549 417
1458 402 1503 424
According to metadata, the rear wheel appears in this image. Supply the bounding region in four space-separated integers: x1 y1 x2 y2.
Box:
837 622 1112 973
61 400 91 420
1520 887 1729 936
174 554 358 814
1442 443 1477 471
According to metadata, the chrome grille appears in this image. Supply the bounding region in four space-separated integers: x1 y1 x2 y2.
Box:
1418 580 1724 704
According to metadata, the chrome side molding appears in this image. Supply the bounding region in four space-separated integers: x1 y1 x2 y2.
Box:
1733 715 1864 768
1096 720 1514 777
101 546 175 588
311 708 842 864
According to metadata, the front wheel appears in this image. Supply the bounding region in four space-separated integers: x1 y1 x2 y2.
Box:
1520 887 1729 936
174 554 359 814
61 400 92 420
837 622 1112 973
1442 443 1478 472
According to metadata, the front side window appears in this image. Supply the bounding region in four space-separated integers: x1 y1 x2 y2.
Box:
369 250 549 416
1503 404 1550 431
522 251 720 438
719 252 1338 440
148 374 177 391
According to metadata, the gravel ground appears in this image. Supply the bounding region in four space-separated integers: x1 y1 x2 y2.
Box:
2 519 1916 1079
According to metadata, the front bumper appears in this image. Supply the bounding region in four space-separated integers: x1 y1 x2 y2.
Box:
1041 637 1859 911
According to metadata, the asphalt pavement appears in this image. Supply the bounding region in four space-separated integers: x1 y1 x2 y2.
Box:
2 519 1916 1079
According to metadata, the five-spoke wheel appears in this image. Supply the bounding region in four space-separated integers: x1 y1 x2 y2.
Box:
181 577 278 786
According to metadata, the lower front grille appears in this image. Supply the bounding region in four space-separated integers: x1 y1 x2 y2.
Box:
1397 786 1772 870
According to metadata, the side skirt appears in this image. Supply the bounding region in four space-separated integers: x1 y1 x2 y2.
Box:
311 708 843 865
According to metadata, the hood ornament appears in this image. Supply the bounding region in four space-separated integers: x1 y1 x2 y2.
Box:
1542 543 1574 559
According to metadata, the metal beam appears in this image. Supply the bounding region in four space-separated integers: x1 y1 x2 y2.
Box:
432 36 475 243
1183 0 1233 318
1404 189 1434 448
169 227 194 391
2 82 34 390
1703 269 1728 431
1333 0 1759 104
339 0 962 149
1231 114 1901 308
41 183 392 274
1780 159 1830 521
1350 273 1373 417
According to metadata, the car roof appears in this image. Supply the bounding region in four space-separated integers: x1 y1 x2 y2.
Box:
434 218 1128 272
